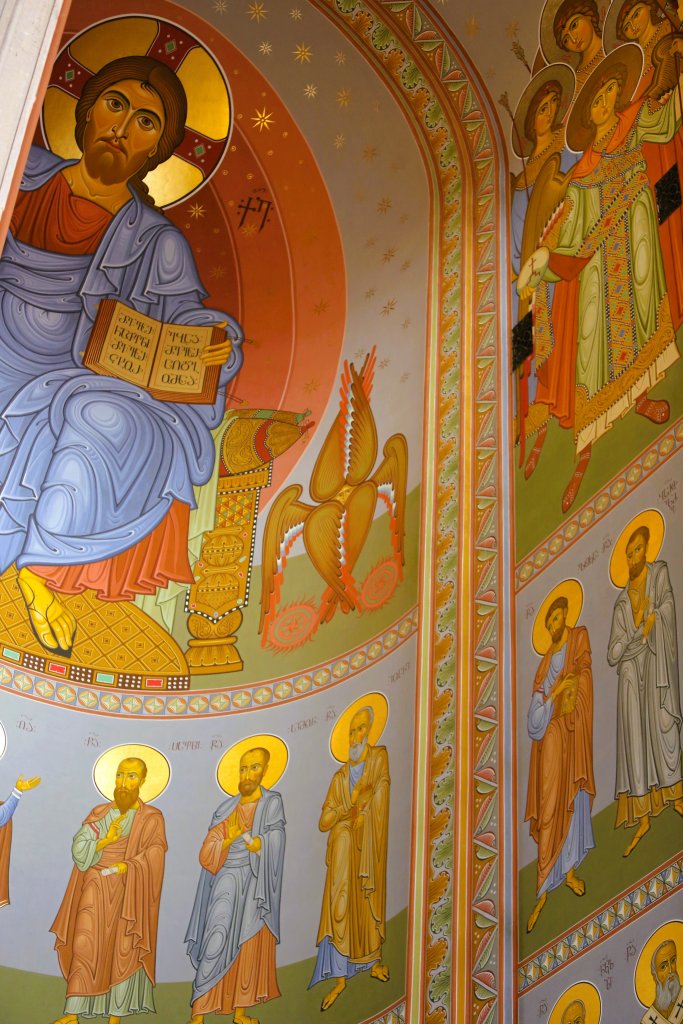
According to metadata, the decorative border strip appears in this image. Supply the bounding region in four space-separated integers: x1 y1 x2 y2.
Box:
317 3 506 1021
516 417 683 591
518 855 683 992
364 999 406 1024
0 609 417 718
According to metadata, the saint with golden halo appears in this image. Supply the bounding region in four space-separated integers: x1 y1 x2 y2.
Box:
1 13 244 662
539 0 606 92
50 743 168 1023
635 921 683 1023
310 692 391 1009
607 508 682 857
549 981 602 1024
186 736 287 1024
525 578 595 934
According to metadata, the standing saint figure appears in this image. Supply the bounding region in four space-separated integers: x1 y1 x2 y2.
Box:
0 773 41 909
525 581 595 933
0 53 242 657
518 44 683 512
310 697 391 1011
607 513 683 857
50 754 167 1024
185 739 286 1024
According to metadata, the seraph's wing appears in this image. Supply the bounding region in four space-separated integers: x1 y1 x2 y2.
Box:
371 433 409 568
259 485 313 636
310 349 378 502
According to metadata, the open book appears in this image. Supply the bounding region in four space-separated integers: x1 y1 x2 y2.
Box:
83 299 226 404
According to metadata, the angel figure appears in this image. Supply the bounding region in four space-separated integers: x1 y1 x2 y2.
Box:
259 348 407 645
518 43 683 512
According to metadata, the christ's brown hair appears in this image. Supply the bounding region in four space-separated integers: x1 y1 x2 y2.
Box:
74 56 187 208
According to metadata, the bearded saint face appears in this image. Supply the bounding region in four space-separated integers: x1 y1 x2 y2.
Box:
82 78 166 187
349 709 372 763
114 758 146 813
626 532 648 580
653 941 681 1014
238 749 268 797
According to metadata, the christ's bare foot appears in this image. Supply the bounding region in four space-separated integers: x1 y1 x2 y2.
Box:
17 568 76 656
623 815 650 857
371 963 390 982
565 868 585 896
527 892 547 933
321 977 346 1011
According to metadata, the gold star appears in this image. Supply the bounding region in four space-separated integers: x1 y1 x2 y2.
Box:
336 88 351 108
363 146 377 161
313 299 329 315
465 15 480 36
377 197 392 214
365 237 376 248
401 259 411 271
293 43 312 64
402 318 411 330
251 107 274 131
333 134 345 150
355 347 365 358
258 41 273 55
304 379 320 393
399 213 409 224
335 50 347 65
240 222 258 236
248 2 267 22
213 0 228 12
304 83 317 99
381 299 396 316
365 288 376 300
290 6 302 18
400 372 410 382
210 266 226 279
188 202 206 219
379 357 390 369
382 248 397 263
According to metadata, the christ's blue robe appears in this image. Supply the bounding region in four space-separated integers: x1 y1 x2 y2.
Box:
0 145 243 571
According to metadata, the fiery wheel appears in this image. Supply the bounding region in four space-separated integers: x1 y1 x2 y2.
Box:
267 601 318 650
360 559 400 611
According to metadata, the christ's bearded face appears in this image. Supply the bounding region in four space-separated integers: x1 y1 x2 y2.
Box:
238 750 268 797
653 941 681 1014
626 533 648 580
82 78 166 186
114 758 146 813
349 709 372 763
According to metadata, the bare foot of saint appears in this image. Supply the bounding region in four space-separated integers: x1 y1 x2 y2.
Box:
321 977 346 1011
623 815 650 857
234 1010 259 1024
565 868 585 896
52 1016 78 1024
17 567 76 656
189 1016 204 1024
526 892 547 933
371 963 390 982
109 1017 121 1024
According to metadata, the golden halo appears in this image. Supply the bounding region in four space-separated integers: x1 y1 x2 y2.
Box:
549 982 601 1024
42 15 232 208
532 578 584 655
511 63 576 158
0 720 6 761
566 43 643 152
93 744 170 804
540 0 603 68
609 508 665 588
217 735 289 796
330 692 389 764
635 920 683 1007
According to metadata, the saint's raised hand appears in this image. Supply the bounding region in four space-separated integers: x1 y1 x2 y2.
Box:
15 774 41 792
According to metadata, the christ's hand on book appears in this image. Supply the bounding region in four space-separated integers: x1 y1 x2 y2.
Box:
200 324 233 367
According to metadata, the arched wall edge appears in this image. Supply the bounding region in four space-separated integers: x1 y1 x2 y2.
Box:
0 1 514 1021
